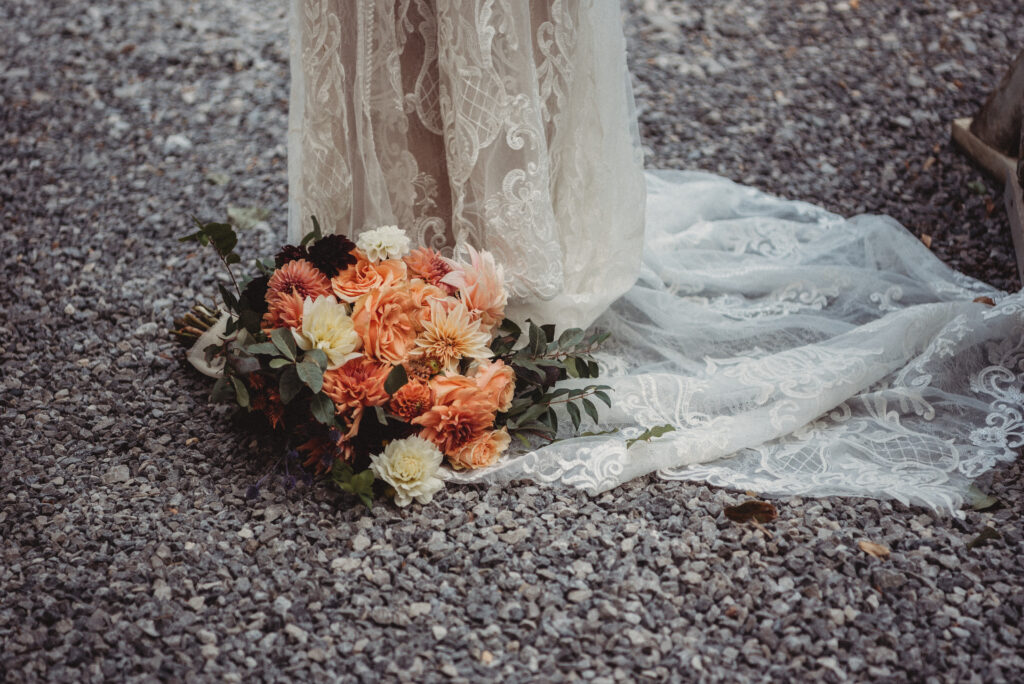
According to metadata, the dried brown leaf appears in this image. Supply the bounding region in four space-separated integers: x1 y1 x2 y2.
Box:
967 527 1002 550
920 233 932 248
973 296 996 307
858 540 890 559
724 501 778 524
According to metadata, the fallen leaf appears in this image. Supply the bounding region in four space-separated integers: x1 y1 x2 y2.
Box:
227 205 271 230
965 484 999 510
920 233 932 248
724 500 778 524
972 296 995 307
858 540 890 560
967 527 1002 550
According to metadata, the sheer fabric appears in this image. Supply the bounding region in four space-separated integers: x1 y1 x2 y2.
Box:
288 1 1024 513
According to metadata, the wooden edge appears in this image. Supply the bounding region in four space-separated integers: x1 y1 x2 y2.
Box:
951 117 1017 181
1004 167 1024 286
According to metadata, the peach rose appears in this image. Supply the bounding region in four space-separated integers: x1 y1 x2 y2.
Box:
389 380 434 421
448 428 511 470
412 381 495 456
351 284 419 365
442 245 507 332
470 359 516 412
323 357 391 437
331 250 407 303
261 290 305 332
406 278 451 328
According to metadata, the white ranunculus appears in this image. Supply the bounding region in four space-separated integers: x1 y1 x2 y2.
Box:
293 295 362 369
369 436 445 507
356 225 411 262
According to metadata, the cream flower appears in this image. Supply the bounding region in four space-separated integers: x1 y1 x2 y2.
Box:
412 300 493 374
356 225 411 263
369 436 445 507
292 295 362 369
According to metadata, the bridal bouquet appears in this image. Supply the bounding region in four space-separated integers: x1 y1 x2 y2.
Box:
176 218 610 507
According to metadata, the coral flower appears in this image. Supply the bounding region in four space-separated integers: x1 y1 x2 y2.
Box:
268 259 332 300
389 380 434 421
351 285 419 365
442 245 507 331
323 357 391 437
412 380 495 456
448 428 511 470
405 247 457 294
470 359 516 412
331 250 407 303
412 300 493 374
262 290 305 331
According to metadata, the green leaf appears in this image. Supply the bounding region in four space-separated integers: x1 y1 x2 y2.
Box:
205 171 230 186
296 361 324 393
566 401 581 431
178 229 206 244
594 390 612 408
558 328 586 348
513 431 532 448
300 215 324 246
564 357 580 379
269 357 291 369
200 221 238 259
967 526 1002 550
230 376 250 408
310 392 336 426
498 318 522 338
587 360 599 378
225 253 241 265
218 284 238 311
582 397 600 425
245 342 280 356
210 376 232 403
374 406 389 425
305 348 329 371
517 403 548 427
967 179 988 196
384 364 408 395
279 366 303 404
270 328 297 361
540 324 556 344
626 423 677 448
528 321 545 356
227 205 271 230
965 484 1000 511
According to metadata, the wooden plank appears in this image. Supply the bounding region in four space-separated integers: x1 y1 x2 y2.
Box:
952 117 1017 181
1005 167 1024 285
952 116 1024 284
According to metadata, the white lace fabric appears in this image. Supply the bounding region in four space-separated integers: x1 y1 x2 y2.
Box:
288 1 1024 513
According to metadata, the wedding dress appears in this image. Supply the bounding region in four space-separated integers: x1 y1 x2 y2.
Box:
286 0 1023 513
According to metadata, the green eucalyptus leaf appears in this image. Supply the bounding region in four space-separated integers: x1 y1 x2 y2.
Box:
513 431 532 448
498 318 522 338
384 364 408 395
269 357 291 369
626 423 677 448
296 361 324 393
558 328 586 348
230 376 250 408
305 348 329 371
210 376 232 403
517 403 547 426
564 357 580 379
566 401 581 431
218 284 238 310
540 323 556 343
270 328 297 361
594 390 612 408
279 365 303 404
582 397 600 425
528 322 544 355
246 342 280 356
311 392 337 426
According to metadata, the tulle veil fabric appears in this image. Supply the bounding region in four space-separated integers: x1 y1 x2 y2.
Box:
287 0 1024 513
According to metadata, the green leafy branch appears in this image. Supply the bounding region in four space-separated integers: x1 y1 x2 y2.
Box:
243 329 337 427
179 218 243 306
331 461 375 509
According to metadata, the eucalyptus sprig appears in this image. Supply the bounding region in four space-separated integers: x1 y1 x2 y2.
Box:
491 319 613 446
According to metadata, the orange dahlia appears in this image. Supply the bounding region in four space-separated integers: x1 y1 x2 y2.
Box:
389 380 434 421
412 380 495 456
268 259 332 300
261 290 305 331
323 357 391 437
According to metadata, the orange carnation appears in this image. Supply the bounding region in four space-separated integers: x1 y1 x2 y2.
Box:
351 285 419 365
268 259 332 300
331 250 407 303
405 247 456 294
261 290 305 331
412 377 495 456
323 357 391 437
389 380 434 421
448 428 511 470
470 359 516 412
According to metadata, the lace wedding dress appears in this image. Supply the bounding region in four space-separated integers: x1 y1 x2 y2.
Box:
287 0 1023 513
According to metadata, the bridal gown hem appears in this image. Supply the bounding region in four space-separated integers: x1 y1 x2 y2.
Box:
285 0 1024 514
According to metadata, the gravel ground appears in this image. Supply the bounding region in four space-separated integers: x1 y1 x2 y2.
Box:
2 0 1022 682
